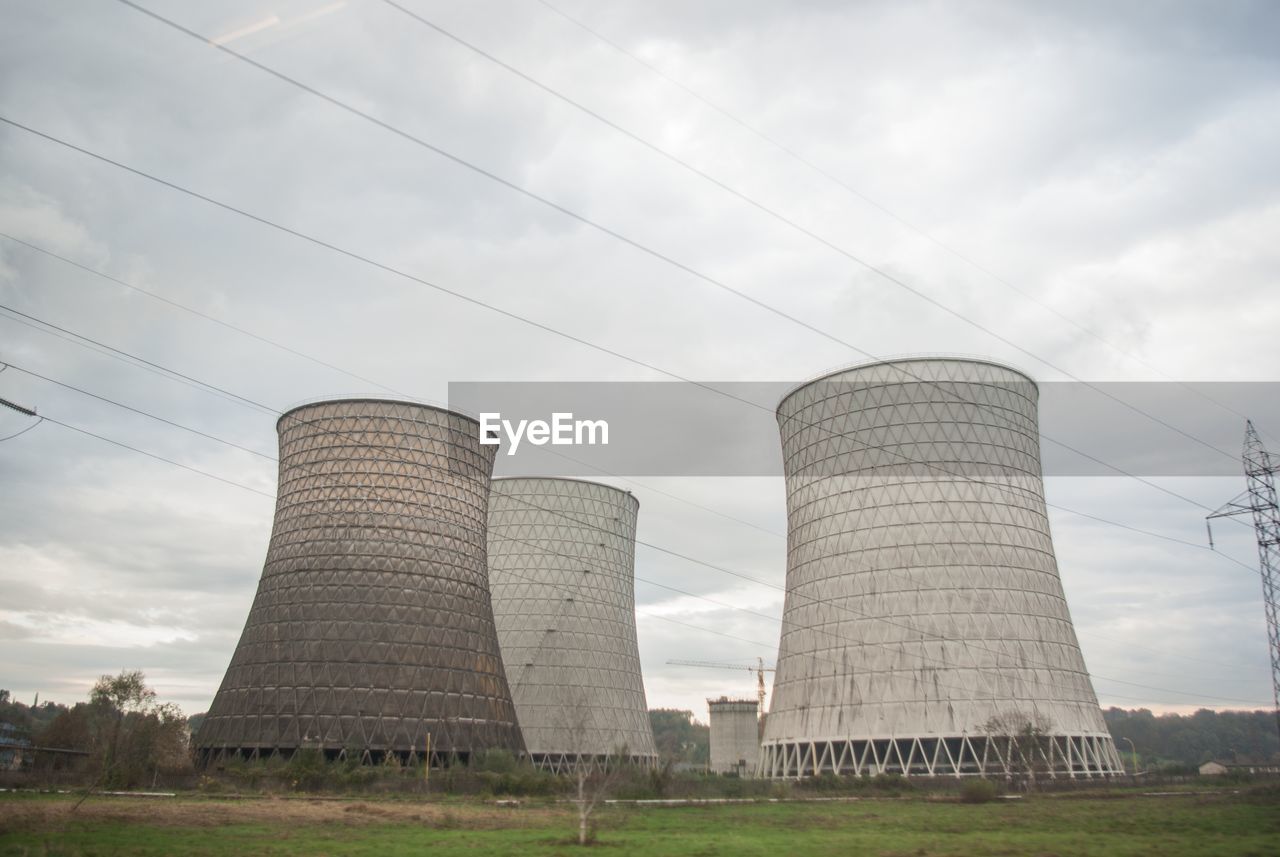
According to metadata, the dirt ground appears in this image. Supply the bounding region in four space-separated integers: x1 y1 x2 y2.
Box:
0 794 561 836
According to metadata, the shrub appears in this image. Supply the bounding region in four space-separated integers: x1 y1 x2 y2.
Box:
869 773 913 794
959 779 998 804
471 749 517 774
285 748 328 791
802 773 846 793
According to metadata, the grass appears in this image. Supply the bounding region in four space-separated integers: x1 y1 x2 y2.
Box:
1 786 1278 856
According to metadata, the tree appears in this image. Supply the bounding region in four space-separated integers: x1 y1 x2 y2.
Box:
981 710 1055 791
1 689 73 746
1103 707 1279 768
648 709 709 765
91 670 156 782
562 693 632 846
75 671 190 795
38 704 93 753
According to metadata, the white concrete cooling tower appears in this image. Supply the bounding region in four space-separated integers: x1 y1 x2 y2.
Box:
487 477 657 771
760 358 1123 779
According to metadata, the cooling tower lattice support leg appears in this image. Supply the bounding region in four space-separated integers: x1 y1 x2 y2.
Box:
1208 420 1280 739
529 753 658 775
758 735 1124 779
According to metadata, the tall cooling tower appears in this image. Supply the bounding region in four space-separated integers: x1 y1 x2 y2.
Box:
196 399 525 764
487 477 657 772
760 359 1123 779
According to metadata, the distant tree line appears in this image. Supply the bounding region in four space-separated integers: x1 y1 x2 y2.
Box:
8 690 1275 781
0 671 191 787
0 689 66 739
648 709 709 765
1103 707 1279 768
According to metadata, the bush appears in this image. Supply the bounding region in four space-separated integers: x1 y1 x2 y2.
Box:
802 773 846 793
869 773 914 795
478 767 562 796
959 779 998 804
285 748 328 791
471 749 517 774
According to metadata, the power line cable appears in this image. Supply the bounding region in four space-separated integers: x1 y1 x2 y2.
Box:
0 388 43 439
2 235 788 539
243 383 1272 706
1078 628 1261 673
220 406 1271 709
0 118 1240 538
491 486 1269 705
0 418 44 442
2 118 1259 695
0 117 693 396
1 312 246 406
6 361 275 460
528 0 1265 439
0 304 275 416
3 331 1249 705
532 562 1259 708
371 0 1229 513
106 1 1238 463
9 233 1252 604
4 291 1245 567
0 232 412 400
1 254 1263 707
40 414 274 498
2 230 1230 541
264 438 1276 707
20 354 1265 707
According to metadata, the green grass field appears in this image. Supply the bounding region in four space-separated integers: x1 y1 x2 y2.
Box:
2 787 1278 856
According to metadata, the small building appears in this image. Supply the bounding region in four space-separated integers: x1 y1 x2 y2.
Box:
1201 759 1280 776
0 723 30 771
709 697 759 776
0 741 28 772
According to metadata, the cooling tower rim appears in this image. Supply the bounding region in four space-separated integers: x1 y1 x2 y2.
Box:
491 475 639 509
276 397 481 429
775 354 1039 416
708 697 759 708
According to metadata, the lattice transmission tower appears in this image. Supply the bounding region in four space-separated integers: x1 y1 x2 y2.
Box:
1207 420 1280 737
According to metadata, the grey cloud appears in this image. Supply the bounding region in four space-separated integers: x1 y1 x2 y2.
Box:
1 0 1276 719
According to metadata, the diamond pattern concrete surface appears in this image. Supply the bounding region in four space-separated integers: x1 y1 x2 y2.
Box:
488 478 658 771
761 359 1123 778
195 400 525 764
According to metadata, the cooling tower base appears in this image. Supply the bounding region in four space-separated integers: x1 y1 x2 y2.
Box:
759 734 1124 779
196 744 497 769
528 752 659 775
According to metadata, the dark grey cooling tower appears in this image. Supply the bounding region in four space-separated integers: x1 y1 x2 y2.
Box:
196 399 525 764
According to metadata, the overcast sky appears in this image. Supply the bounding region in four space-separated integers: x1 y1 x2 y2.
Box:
2 0 1278 724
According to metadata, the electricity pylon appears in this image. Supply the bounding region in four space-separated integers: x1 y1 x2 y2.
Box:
1207 420 1280 738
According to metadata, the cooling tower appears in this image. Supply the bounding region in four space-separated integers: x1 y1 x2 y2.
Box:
196 399 525 764
487 477 657 772
760 358 1123 779
709 697 760 776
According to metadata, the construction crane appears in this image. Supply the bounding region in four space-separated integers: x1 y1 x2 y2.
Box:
1207 420 1280 739
667 658 775 712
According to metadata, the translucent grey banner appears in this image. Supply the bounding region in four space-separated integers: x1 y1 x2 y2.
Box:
447 381 1280 477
